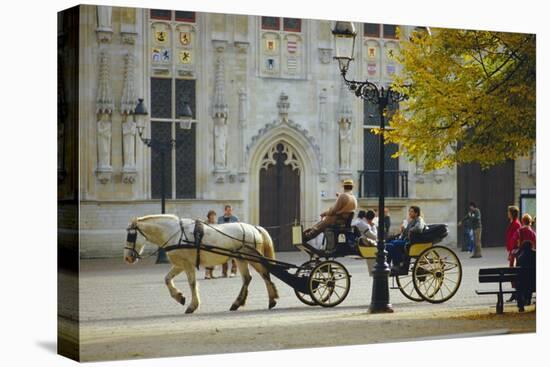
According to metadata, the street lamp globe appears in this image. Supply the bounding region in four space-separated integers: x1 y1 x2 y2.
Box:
134 98 148 134
332 21 357 74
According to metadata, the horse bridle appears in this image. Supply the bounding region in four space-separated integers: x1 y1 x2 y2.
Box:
125 220 187 260
124 224 147 259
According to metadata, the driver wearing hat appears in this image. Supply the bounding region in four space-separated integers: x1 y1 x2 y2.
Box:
303 179 358 241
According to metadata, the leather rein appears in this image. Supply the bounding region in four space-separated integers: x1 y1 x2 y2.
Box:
125 218 260 269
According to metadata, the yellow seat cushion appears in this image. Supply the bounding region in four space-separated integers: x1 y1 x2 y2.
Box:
408 242 432 257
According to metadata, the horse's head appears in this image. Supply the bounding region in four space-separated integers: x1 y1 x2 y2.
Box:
124 217 145 264
123 214 184 264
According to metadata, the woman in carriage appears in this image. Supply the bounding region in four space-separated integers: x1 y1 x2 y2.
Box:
386 205 426 275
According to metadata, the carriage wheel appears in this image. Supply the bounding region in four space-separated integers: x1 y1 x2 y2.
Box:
395 262 423 302
308 260 351 307
412 246 462 303
294 260 319 306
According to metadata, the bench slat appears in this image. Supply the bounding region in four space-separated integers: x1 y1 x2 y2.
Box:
479 275 518 283
479 267 521 275
476 290 516 295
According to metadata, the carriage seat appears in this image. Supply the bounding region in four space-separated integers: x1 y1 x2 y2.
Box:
324 213 356 252
409 224 448 245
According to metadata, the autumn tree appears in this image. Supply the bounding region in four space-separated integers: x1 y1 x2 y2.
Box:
386 28 536 170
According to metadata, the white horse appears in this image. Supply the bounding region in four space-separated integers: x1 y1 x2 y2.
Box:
123 214 279 314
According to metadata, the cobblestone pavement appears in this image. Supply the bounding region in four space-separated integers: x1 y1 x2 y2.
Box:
70 247 536 361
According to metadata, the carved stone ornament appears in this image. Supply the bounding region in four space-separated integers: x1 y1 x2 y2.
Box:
337 81 353 173
261 142 301 172
246 92 324 182
318 48 333 64
96 6 113 43
318 89 328 181
277 92 290 123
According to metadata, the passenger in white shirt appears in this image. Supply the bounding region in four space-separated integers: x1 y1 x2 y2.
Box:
352 210 377 246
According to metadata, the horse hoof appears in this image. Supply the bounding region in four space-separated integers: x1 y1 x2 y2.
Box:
178 294 186 306
185 307 195 314
230 304 239 311
269 299 277 309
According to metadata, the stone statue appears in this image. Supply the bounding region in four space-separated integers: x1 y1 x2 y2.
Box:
339 118 352 170
97 114 112 171
122 120 136 170
214 117 227 170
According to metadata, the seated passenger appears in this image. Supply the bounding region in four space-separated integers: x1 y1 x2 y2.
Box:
353 210 377 246
386 206 426 273
303 179 357 241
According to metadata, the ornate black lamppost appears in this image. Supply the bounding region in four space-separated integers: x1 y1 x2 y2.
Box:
332 22 409 313
133 98 194 264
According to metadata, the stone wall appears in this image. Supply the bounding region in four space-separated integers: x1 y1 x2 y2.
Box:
77 6 461 257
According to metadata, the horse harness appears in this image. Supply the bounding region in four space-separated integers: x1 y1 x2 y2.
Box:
126 218 263 269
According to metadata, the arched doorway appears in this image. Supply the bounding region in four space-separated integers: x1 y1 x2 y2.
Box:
259 142 301 251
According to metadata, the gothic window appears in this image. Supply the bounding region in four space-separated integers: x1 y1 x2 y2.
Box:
175 11 196 23
364 23 381 38
363 99 398 127
383 24 398 38
150 122 173 199
149 12 197 199
150 9 196 22
283 18 301 32
362 100 402 197
262 16 280 30
150 9 171 20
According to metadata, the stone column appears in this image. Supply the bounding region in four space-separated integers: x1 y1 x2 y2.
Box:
235 41 249 182
237 88 248 182
120 24 138 184
95 49 114 184
318 88 328 182
212 40 229 183
337 81 353 178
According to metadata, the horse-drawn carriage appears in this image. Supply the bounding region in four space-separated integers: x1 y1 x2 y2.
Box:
124 214 462 313
288 217 462 307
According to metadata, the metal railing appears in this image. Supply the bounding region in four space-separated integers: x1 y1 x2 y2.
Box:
358 170 409 198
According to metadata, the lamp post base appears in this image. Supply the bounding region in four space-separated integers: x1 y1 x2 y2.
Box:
368 259 394 314
368 303 394 314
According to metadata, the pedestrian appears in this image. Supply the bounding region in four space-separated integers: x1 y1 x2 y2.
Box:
465 202 482 258
505 205 521 302
513 213 536 250
218 204 239 277
204 210 218 280
458 208 475 253
512 214 536 310
383 207 391 239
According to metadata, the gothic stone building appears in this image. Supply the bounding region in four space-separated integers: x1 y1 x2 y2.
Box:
57 5 536 258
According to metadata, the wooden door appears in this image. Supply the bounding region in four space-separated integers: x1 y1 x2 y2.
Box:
457 161 515 248
259 143 301 251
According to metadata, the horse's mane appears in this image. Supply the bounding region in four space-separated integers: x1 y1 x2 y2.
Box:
135 214 180 223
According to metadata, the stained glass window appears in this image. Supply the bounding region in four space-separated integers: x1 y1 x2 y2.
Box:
261 16 280 30
283 18 301 32
175 11 195 22
150 9 171 20
364 23 381 37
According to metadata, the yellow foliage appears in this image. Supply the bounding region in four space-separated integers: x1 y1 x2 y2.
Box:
385 29 535 170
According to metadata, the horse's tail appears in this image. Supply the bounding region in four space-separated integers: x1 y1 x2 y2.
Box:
256 226 276 260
